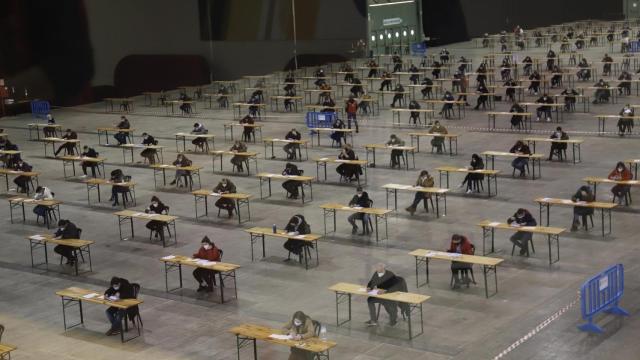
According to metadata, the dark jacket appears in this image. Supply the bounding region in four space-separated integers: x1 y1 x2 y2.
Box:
285 130 301 141
348 192 371 208
104 278 135 300
82 147 98 158
282 163 302 176
142 135 157 146
367 270 397 290
507 210 537 226
213 181 236 194
55 221 80 239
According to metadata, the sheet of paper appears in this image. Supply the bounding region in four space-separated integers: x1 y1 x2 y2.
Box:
368 289 379 296
162 255 176 260
210 192 221 196
295 235 306 239
269 334 292 340
318 157 328 161
82 293 99 299
488 222 501 226
287 232 298 236
30 235 45 241
358 287 367 292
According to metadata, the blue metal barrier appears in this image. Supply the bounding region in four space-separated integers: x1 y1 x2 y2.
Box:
578 263 629 333
305 112 336 135
411 42 427 56
30 100 50 119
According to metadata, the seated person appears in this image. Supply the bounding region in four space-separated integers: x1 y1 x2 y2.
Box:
139 133 158 164
247 94 261 117
367 59 379 78
507 208 537 256
283 128 301 160
329 117 345 147
439 91 455 117
571 185 595 231
365 263 407 327
608 162 633 204
114 116 131 145
429 121 448 153
560 88 579 111
179 92 192 114
618 70 632 95
145 196 169 241
592 79 611 104
602 53 614 76
522 56 533 76
169 153 193 187
33 186 54 217
317 82 332 104
283 214 312 261
191 122 208 151
476 63 487 85
504 78 518 102
359 92 372 115
405 170 435 215
473 83 490 110
350 77 364 98
321 96 336 113
53 219 80 265
509 140 532 177
217 85 229 108
109 169 129 207
420 77 434 99
392 53 403 72
80 145 99 177
239 115 256 142
510 102 525 128
12 159 33 193
576 58 591 81
439 48 450 63
535 94 554 122
283 311 316 360
347 186 371 235
104 277 135 336
408 100 421 124
618 104 634 136
229 140 248 172
447 234 474 288
336 144 361 182
192 236 222 292
408 64 420 84
550 65 562 88
432 61 442 79
43 114 58 137
549 127 569 161
528 70 541 95
212 178 237 217
54 128 78 156
386 134 405 168
282 163 303 199
460 154 485 193
379 71 392 91
390 83 405 107
313 68 326 88
342 63 355 83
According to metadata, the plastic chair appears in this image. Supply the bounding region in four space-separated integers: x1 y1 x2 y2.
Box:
128 283 144 329
59 228 86 265
512 162 530 177
149 207 172 240
511 236 535 256
360 199 374 235
613 189 632 206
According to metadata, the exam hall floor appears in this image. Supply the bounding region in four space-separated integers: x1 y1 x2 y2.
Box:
1 39 640 360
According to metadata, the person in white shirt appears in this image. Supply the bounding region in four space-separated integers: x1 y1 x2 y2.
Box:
33 186 54 217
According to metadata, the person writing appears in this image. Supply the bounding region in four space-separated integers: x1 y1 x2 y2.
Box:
169 153 193 187
212 178 237 218
429 121 448 153
509 140 532 177
336 144 361 182
283 128 301 160
33 186 54 218
365 263 400 327
608 162 633 204
347 186 371 235
405 170 434 215
190 122 208 151
447 234 474 288
282 163 303 199
507 208 537 256
145 196 169 241
548 127 569 161
229 140 248 172
283 214 312 261
192 236 222 292
283 311 316 360
239 115 256 142
108 169 129 207
460 154 484 194
53 219 81 265
53 128 78 156
571 185 595 231
114 116 130 145
139 133 158 165
104 277 135 336
80 145 99 177
385 134 405 169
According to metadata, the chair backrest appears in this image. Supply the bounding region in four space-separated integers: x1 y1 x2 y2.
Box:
162 206 170 215
312 320 321 337
219 249 224 259
77 228 83 239
131 283 141 298
124 175 132 182
470 243 476 255
0 324 4 342
368 199 374 207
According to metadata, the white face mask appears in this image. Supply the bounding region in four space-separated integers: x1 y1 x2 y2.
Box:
203 244 212 250
293 319 302 326
152 202 158 207
377 272 385 277
357 193 362 197
618 167 624 172
113 285 120 291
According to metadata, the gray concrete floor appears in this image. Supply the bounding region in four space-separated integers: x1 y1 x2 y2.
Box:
1 35 640 360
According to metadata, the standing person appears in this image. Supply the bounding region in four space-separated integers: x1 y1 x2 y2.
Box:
139 133 158 164
347 186 371 235
447 234 474 288
460 154 484 194
365 263 399 327
283 311 316 360
570 186 595 231
282 163 303 199
509 140 532 177
192 236 222 292
429 121 448 153
239 115 255 142
33 186 54 218
229 140 248 172
548 127 569 161
53 128 78 156
145 196 169 241
80 145 99 177
104 277 135 336
283 214 312 261
114 116 131 145
405 170 435 215
53 219 80 265
385 134 405 168
345 96 359 132
212 178 237 217
283 128 301 160
507 208 537 256
608 162 633 204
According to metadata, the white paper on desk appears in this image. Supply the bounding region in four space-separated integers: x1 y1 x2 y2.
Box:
334 159 348 163
368 289 380 296
265 174 274 178
457 168 468 171
352 206 363 210
83 293 99 299
561 199 573 204
23 199 36 203
159 164 171 168
540 197 551 202
272 138 280 141
358 287 367 292
488 222 501 227
318 157 328 161
287 232 298 236
162 255 176 260
197 260 216 266
210 192 221 196
520 226 536 230
510 223 520 228
107 296 119 301
269 334 292 340
446 253 462 258
30 235 45 240
295 235 306 239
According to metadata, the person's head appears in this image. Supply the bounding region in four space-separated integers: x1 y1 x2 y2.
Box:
221 178 229 186
419 170 430 178
514 140 524 147
556 126 562 132
434 120 441 127
356 186 364 196
291 128 297 133
193 123 200 128
471 153 481 162
291 311 307 327
65 128 71 133
390 134 397 140
150 196 160 206
288 215 302 227
83 145 88 151
515 208 527 219
451 234 464 244
374 263 386 275
46 114 52 121
36 186 44 193
57 219 68 228
605 53 609 57
110 277 122 290
142 132 148 138
121 115 126 120
616 161 626 172
234 140 241 146
201 236 214 249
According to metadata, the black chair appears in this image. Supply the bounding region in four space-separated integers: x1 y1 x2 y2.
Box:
127 283 144 330
59 228 86 265
581 214 595 230
511 162 530 177
430 138 447 154
360 199 374 235
36 207 58 226
0 324 4 342
613 189 632 206
450 244 477 289
511 236 535 257
148 207 172 240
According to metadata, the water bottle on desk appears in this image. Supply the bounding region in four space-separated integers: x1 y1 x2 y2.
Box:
272 224 277 233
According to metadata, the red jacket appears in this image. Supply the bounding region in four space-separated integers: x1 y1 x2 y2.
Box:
193 246 221 261
447 237 474 255
608 168 632 181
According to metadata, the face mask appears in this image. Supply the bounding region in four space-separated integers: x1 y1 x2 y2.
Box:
152 202 158 207
357 193 362 197
377 272 385 277
222 183 227 187
293 319 302 326
113 285 120 291
618 167 624 172
203 244 212 250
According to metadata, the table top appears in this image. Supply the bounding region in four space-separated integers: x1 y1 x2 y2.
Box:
481 151 544 159
84 178 135 187
233 102 267 107
191 189 251 199
319 202 392 216
534 197 618 209
263 138 309 144
523 137 583 143
364 144 416 151
210 150 258 157
56 286 142 309
314 157 367 165
477 220 565 235
594 114 640 119
8 197 60 206
309 128 354 133
225 123 263 128
113 210 178 222
256 173 314 181
42 137 81 143
58 156 106 163
0 150 22 155
244 227 321 241
228 323 337 353
27 234 94 247
0 344 16 354
119 144 165 150
435 166 500 175
160 254 240 272
28 123 63 128
486 111 532 116
97 127 136 132
391 108 434 112
408 132 458 138
382 184 449 194
328 282 430 304
149 164 203 171
104 97 135 102
583 176 640 185
409 249 504 266
175 132 215 138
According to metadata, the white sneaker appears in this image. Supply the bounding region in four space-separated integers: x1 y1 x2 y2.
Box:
536 117 540 122
458 183 465 189
546 117 551 122
466 189 473 194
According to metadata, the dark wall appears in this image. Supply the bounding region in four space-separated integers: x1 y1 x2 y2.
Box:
423 0 624 46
